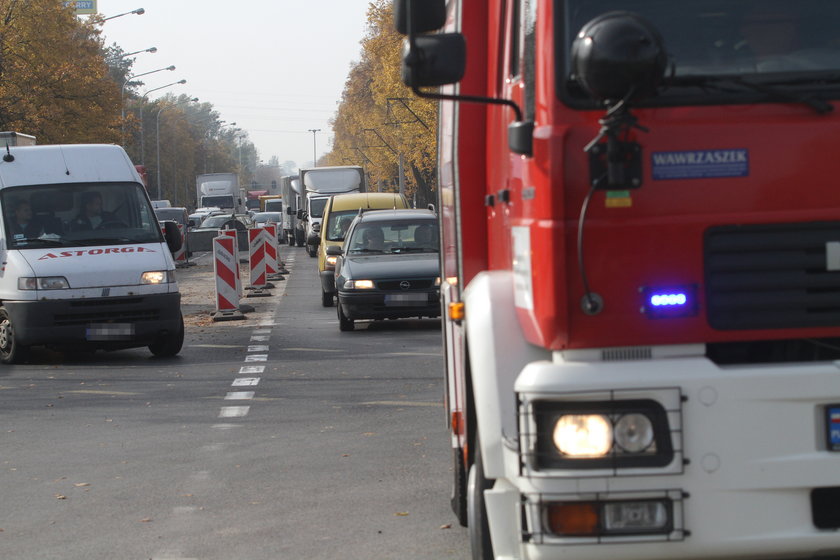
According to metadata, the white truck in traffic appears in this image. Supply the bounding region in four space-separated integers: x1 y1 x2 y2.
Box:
195 172 242 213
299 166 365 257
0 143 184 362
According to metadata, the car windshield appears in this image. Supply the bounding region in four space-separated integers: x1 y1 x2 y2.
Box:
199 215 236 229
346 220 439 254
2 182 161 249
325 210 358 242
253 212 281 223
563 0 840 103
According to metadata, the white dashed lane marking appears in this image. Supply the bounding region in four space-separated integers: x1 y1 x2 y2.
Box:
218 406 250 418
239 365 265 374
232 377 260 387
225 391 255 400
244 354 267 362
247 345 269 352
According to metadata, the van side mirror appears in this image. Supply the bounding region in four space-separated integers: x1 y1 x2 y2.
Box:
326 245 343 256
162 220 182 253
401 34 466 88
393 0 446 34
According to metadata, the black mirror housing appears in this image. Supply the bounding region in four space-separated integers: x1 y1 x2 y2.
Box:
162 220 183 253
326 245 343 256
401 34 466 88
394 0 446 35
508 120 535 156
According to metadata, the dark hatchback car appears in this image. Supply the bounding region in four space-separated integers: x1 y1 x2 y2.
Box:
332 209 440 331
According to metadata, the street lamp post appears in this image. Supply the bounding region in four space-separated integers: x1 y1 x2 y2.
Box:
120 46 157 59
121 65 176 141
308 128 321 167
156 97 199 201
139 79 187 166
102 8 145 21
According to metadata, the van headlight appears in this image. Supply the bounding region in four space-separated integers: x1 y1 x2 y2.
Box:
326 255 338 267
18 276 69 290
141 270 172 284
534 400 672 469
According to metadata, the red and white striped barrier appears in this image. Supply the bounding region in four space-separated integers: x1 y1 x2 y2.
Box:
262 223 280 277
248 227 268 288
213 235 239 313
218 229 241 296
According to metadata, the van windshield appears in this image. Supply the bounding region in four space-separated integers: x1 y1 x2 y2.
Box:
325 210 358 242
2 182 162 249
308 197 329 219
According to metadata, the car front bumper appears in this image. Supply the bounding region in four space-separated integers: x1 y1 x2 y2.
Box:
338 289 440 320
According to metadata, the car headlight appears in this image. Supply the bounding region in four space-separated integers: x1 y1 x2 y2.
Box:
141 270 172 284
18 276 70 290
343 279 374 290
326 255 338 266
534 400 673 470
434 276 441 286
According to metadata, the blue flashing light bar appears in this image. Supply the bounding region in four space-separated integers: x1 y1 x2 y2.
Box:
642 285 698 319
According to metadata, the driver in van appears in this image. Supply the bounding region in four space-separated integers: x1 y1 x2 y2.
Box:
7 199 44 239
71 191 115 231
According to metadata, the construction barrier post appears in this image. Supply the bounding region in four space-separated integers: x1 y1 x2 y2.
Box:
211 235 245 321
246 228 272 296
262 224 285 280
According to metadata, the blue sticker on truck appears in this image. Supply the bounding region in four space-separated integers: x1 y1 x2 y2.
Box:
652 149 749 180
828 406 840 451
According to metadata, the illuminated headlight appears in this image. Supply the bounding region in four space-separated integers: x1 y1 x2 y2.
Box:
434 276 441 286
535 400 672 470
18 276 69 290
326 255 338 267
141 270 172 284
343 279 374 290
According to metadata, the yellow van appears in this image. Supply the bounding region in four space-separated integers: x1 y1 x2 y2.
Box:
318 192 408 306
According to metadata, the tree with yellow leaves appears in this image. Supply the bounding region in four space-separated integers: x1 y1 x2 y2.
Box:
325 0 437 206
0 0 121 143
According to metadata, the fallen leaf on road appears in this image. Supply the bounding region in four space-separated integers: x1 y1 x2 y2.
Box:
74 483 90 487
395 512 409 517
55 494 66 500
440 524 452 529
139 518 153 523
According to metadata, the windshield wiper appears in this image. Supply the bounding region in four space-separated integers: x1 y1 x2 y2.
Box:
669 75 834 114
13 238 68 247
74 237 136 246
350 248 385 254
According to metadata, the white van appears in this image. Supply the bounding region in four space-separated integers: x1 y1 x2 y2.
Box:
0 144 184 363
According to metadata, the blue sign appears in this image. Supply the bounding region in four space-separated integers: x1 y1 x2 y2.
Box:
652 149 749 180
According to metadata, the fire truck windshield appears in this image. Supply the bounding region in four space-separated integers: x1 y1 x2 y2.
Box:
563 0 840 104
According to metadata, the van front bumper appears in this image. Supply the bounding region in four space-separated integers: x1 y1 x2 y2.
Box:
4 292 181 348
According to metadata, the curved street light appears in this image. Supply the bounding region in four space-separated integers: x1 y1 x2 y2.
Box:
120 46 157 59
156 97 199 200
102 8 145 21
121 65 176 137
139 79 187 165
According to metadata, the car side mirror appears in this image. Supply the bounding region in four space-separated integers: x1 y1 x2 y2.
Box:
188 219 195 228
326 245 343 256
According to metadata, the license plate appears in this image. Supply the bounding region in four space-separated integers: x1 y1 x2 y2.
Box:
827 405 840 451
86 323 134 341
385 293 427 305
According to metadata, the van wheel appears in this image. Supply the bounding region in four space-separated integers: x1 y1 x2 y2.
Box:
0 307 28 364
149 314 184 357
337 300 354 332
321 290 334 307
468 434 495 560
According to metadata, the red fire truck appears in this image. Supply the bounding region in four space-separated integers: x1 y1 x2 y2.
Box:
397 1 840 558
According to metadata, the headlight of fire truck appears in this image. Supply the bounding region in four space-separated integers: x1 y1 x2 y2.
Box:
534 399 673 469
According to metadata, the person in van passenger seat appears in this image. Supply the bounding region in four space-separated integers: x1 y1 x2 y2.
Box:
7 199 44 239
71 192 115 231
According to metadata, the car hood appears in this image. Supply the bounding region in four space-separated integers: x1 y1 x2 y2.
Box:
344 252 439 279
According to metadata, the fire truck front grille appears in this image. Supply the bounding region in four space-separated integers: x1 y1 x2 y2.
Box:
705 222 840 330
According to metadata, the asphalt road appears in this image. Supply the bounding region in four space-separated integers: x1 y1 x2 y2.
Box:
0 246 469 560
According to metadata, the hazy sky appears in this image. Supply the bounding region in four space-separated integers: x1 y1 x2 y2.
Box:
95 0 376 169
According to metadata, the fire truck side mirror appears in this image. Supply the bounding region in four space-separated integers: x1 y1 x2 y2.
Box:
394 0 446 35
571 11 667 104
400 34 466 88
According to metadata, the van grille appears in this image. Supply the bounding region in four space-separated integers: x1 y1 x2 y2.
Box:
705 222 840 330
54 297 159 326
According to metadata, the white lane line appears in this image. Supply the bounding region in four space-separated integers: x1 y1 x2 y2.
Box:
244 354 267 362
248 345 269 352
281 347 340 353
258 320 274 327
232 377 260 387
225 391 255 400
250 335 269 342
239 365 265 374
253 329 271 334
212 423 243 430
219 406 250 418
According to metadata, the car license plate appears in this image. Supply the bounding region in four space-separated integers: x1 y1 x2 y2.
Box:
827 405 840 451
385 293 427 305
86 323 134 341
